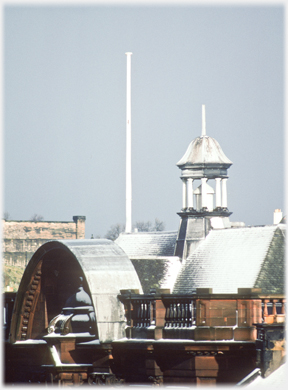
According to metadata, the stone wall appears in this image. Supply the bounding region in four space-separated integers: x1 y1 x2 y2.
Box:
2 216 86 267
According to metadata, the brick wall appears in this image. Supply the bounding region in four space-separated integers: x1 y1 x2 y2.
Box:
2 216 86 267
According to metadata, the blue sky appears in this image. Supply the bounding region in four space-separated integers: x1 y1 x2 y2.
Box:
3 3 284 238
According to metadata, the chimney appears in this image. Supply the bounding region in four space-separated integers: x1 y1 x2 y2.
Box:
73 216 86 239
273 209 283 225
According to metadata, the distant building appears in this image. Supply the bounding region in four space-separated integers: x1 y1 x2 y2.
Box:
2 216 86 268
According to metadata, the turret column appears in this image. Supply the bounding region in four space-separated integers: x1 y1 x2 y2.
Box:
215 178 222 208
187 178 194 209
222 178 228 208
201 178 208 209
182 179 187 210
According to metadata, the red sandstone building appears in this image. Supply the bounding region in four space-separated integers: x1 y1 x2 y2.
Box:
3 108 285 386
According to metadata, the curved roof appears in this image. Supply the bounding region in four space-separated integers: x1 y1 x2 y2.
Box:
10 239 142 343
177 135 232 169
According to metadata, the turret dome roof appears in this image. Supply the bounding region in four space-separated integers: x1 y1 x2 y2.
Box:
177 135 232 169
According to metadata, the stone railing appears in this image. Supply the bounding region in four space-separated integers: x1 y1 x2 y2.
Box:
261 298 285 324
118 289 285 342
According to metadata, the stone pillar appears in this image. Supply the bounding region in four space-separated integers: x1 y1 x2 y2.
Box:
201 178 208 209
221 178 228 208
154 299 166 340
187 178 193 209
215 178 222 208
281 299 285 315
182 179 187 210
255 323 285 378
73 216 86 239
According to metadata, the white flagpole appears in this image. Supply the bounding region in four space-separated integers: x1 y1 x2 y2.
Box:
125 52 132 233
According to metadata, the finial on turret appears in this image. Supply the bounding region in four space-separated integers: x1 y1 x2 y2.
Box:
202 104 206 136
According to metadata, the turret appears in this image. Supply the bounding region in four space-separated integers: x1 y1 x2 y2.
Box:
174 105 233 259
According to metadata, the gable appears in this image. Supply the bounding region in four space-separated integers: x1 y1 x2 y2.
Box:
254 227 285 294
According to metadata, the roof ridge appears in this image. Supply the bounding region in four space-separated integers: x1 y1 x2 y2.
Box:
119 230 177 235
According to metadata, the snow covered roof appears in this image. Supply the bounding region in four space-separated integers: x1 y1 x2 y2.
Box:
131 257 182 294
173 224 285 294
115 231 180 293
116 231 178 258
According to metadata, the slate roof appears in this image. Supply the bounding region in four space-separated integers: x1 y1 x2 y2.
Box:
131 257 182 294
173 224 285 294
115 231 178 258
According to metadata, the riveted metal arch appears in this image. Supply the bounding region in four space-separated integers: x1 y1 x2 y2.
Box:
9 240 98 343
9 239 142 344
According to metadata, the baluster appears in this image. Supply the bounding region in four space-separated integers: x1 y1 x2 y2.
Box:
188 302 191 326
186 303 190 326
139 301 141 326
190 301 194 326
190 302 194 325
171 303 175 327
166 304 170 327
179 302 183 328
176 303 181 327
182 302 185 327
164 304 169 327
174 303 178 327
133 300 136 327
189 301 192 326
167 303 172 327
139 301 143 327
134 300 138 327
143 302 146 326
142 302 146 327
140 302 143 327
135 301 138 327
172 303 176 327
151 301 156 326
143 302 146 327
170 303 173 327
147 301 151 327
184 303 188 327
